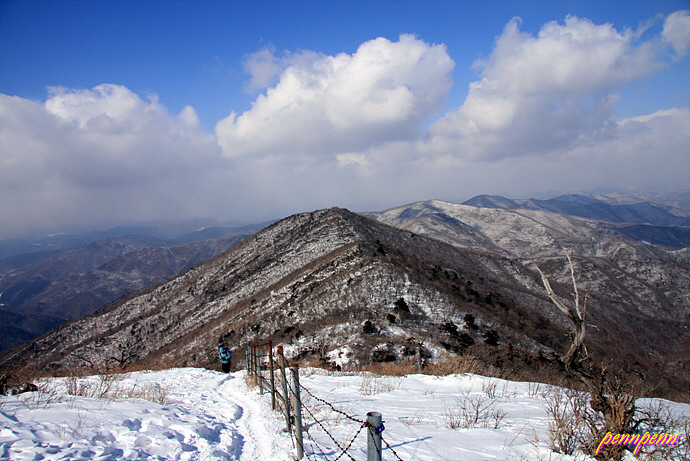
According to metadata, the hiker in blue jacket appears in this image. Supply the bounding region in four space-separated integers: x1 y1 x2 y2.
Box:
219 343 232 373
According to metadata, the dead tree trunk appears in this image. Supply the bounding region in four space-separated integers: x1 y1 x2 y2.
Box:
537 255 635 461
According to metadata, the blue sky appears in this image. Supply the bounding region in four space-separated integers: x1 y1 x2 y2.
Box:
1 0 689 238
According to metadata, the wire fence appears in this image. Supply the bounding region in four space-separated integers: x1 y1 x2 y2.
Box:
245 342 406 461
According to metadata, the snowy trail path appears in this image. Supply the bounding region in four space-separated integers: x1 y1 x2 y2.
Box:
156 368 293 461
0 368 294 461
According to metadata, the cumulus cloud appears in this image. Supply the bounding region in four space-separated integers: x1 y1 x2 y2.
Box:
243 47 325 92
2 11 689 240
424 15 665 161
0 85 222 237
216 34 454 158
29 85 215 185
330 13 689 204
663 10 690 59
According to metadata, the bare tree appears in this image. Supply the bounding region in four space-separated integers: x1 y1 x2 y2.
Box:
537 255 635 461
107 341 137 370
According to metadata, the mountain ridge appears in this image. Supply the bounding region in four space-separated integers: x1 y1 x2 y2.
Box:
0 229 261 353
2 205 689 398
463 193 690 229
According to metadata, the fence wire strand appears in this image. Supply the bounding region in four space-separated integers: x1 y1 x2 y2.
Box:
298 394 359 461
381 432 406 461
299 382 365 424
302 422 332 461
249 345 407 461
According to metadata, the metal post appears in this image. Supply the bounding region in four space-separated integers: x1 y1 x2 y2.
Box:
367 411 383 461
278 346 291 433
269 341 276 410
291 364 304 460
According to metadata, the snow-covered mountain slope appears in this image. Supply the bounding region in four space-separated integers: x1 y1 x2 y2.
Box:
463 193 690 228
2 367 689 460
0 232 253 354
367 199 682 259
366 199 690 317
0 208 561 373
2 206 688 399
365 200 690 394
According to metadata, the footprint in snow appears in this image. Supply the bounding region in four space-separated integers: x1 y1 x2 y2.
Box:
122 418 142 431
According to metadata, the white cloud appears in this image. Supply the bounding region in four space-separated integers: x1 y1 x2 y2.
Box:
216 34 454 158
0 86 223 237
39 84 218 186
243 47 324 92
320 13 689 204
243 47 284 91
425 15 664 161
663 10 690 59
2 12 689 240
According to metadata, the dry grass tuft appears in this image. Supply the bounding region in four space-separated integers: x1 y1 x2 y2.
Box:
425 351 477 376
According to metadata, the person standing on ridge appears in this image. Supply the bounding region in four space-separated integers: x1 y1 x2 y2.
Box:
219 343 232 373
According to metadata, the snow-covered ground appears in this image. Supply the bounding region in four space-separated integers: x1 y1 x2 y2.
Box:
1 367 688 460
1 368 292 461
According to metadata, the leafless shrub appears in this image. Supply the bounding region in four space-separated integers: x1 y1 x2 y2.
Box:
541 387 690 460
542 386 597 455
444 389 506 430
115 382 170 405
359 373 403 395
16 379 63 410
497 380 518 399
401 410 429 426
632 400 690 460
61 371 170 405
483 379 498 399
527 381 543 398
537 255 637 461
64 372 123 400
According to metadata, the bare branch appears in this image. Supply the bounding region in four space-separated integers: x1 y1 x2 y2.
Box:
537 255 637 461
567 254 580 315
536 256 589 384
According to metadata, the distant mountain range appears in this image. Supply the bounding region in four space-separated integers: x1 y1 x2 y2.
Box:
462 193 690 248
465 193 686 224
2 195 688 399
0 219 268 262
0 223 269 353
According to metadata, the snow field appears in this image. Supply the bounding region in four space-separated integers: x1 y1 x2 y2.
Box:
2 367 689 460
269 370 690 460
0 368 293 460
291 371 563 460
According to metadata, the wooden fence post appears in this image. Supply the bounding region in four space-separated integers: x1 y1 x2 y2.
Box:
257 345 264 395
253 345 259 377
291 364 304 460
249 345 255 376
278 346 291 433
269 341 276 410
